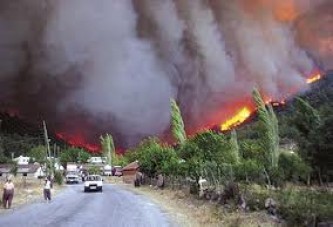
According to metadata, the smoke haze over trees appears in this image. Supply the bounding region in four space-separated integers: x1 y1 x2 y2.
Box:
0 0 332 147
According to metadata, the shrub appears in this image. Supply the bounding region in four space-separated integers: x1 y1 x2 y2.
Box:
10 163 18 176
54 171 63 185
88 166 101 175
277 189 333 226
278 151 311 182
234 159 263 183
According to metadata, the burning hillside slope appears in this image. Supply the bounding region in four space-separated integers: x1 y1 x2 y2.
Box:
0 0 332 148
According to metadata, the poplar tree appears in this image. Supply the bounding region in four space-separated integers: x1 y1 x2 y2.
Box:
100 134 115 166
170 99 187 144
230 129 240 163
252 88 279 168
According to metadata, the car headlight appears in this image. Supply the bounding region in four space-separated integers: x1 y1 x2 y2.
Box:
84 182 89 187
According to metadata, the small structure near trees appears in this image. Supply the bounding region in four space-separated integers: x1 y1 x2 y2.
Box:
122 161 139 184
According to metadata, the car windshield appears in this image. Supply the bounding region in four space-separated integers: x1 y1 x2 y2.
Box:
87 176 101 181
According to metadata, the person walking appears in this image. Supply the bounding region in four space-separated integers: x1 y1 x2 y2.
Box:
3 176 15 209
43 177 52 203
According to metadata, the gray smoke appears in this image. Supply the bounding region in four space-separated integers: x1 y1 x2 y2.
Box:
0 0 332 147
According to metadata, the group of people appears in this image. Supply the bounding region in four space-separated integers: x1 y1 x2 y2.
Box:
2 175 53 209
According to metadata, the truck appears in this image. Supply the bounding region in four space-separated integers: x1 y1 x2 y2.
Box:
65 163 80 184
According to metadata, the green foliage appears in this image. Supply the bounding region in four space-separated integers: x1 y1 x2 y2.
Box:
278 151 311 182
1 133 39 158
28 145 47 163
230 130 240 163
60 147 91 165
179 131 236 182
0 155 12 164
245 185 333 225
234 159 263 183
239 139 266 164
132 138 179 177
170 99 187 144
292 97 321 163
100 133 115 166
252 88 279 169
10 162 18 176
112 153 129 167
54 170 64 185
277 189 333 226
88 166 101 175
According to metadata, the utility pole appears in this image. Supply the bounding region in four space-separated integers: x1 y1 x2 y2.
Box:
43 120 53 177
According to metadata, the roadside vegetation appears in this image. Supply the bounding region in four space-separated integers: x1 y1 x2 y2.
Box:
0 77 332 225
118 87 333 226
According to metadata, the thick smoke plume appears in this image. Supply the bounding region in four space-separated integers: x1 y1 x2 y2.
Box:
0 0 332 148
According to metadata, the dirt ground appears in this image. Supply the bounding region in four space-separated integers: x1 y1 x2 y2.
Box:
0 176 63 214
106 176 280 227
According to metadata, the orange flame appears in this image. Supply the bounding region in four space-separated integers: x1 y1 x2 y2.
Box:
56 132 100 152
220 73 322 131
221 107 251 131
306 73 321 84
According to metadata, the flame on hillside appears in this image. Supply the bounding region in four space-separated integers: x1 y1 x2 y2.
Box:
220 73 322 131
306 73 322 84
221 107 251 131
56 132 100 152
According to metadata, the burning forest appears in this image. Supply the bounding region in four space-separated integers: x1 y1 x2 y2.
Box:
0 0 332 150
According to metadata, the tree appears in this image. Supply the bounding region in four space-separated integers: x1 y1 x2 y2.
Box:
292 98 321 163
179 131 236 188
170 99 187 144
252 88 279 169
28 145 47 163
132 138 179 177
100 134 115 166
230 130 240 163
60 147 91 166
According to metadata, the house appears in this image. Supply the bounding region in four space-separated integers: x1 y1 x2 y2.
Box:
88 157 107 164
122 161 139 184
0 163 40 178
13 156 30 165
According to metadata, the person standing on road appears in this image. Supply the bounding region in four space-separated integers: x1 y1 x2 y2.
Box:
43 177 52 203
3 176 15 209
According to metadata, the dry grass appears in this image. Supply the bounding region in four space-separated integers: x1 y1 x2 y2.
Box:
0 176 63 213
109 177 280 227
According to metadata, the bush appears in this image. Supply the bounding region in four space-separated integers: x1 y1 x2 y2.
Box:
267 166 285 187
234 159 263 183
88 166 101 175
278 151 311 182
54 171 63 185
10 163 18 176
244 185 333 226
131 138 178 177
277 189 333 226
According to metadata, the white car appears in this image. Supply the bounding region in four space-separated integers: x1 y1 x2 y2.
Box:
66 172 80 184
84 175 103 192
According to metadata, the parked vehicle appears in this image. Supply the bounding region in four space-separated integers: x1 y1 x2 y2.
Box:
103 165 112 176
112 166 123 177
66 171 80 184
84 175 103 192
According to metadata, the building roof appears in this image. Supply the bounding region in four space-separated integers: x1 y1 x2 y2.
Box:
122 161 139 171
0 164 40 174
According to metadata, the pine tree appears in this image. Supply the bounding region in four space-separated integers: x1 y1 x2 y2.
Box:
170 99 187 144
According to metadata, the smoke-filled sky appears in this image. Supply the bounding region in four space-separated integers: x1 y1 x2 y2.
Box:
0 0 332 148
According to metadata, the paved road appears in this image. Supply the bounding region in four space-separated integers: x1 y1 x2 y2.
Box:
0 184 173 227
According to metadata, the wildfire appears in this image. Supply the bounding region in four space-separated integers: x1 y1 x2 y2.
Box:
56 132 100 152
306 73 322 84
221 107 252 131
220 72 322 131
